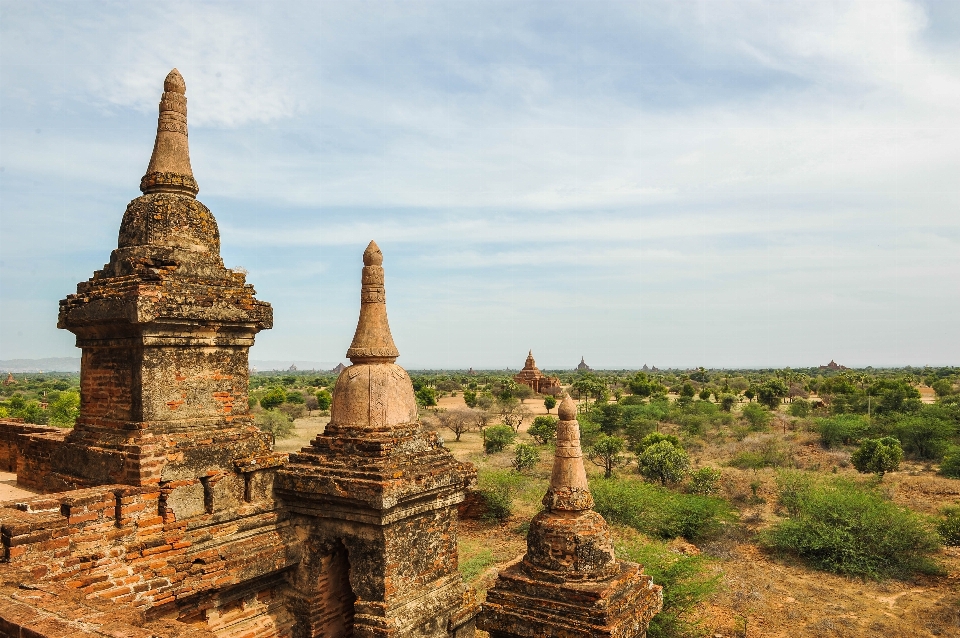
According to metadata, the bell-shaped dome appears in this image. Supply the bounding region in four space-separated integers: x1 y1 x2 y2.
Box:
328 362 418 431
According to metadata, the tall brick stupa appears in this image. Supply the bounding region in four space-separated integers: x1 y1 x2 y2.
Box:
47 69 274 490
478 394 662 637
276 241 478 637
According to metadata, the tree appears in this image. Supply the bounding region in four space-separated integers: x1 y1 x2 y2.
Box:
940 446 960 479
594 403 625 435
528 416 558 444
48 391 80 427
680 383 696 399
514 384 534 403
496 396 529 433
893 415 955 460
260 387 286 410
463 390 478 408
437 408 475 442
851 437 903 478
741 403 772 430
543 395 557 413
698 389 711 401
315 389 332 411
628 372 664 397
757 380 788 410
285 390 305 404
719 394 737 412
483 424 517 454
512 443 541 473
587 434 627 479
305 396 319 414
932 379 955 398
637 439 690 486
255 409 295 442
788 398 811 418
470 408 491 435
416 386 438 407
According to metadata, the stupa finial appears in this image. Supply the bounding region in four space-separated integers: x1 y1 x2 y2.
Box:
346 240 400 363
140 68 198 197
542 394 593 511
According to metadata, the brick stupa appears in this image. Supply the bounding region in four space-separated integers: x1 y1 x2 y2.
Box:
276 241 478 637
513 350 561 395
478 394 662 638
46 68 274 491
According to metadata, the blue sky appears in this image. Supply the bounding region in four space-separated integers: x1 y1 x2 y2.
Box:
1 0 958 369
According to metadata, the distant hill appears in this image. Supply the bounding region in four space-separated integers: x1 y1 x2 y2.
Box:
250 360 343 372
0 357 81 372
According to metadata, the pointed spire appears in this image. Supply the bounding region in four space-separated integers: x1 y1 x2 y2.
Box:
140 69 199 197
542 395 593 511
346 241 400 363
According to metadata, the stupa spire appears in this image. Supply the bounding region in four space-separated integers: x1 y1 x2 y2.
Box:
542 394 593 511
140 68 199 197
346 241 400 363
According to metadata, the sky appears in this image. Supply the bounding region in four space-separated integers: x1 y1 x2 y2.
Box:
0 0 958 370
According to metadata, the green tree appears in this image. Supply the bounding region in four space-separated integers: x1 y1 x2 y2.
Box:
757 380 788 409
893 415 955 460
931 379 955 398
851 437 903 478
698 389 710 401
679 383 695 399
741 403 771 430
594 403 625 435
528 415 558 445
939 446 960 479
255 409 295 441
260 387 286 410
416 386 438 407
788 397 811 418
638 440 690 486
543 395 557 413
285 390 305 404
315 389 332 411
483 424 517 454
512 443 541 473
463 390 478 408
48 391 80 427
17 400 46 424
817 414 868 448
628 372 664 397
688 467 722 496
587 434 627 479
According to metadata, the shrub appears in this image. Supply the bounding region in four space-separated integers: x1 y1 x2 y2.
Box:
591 477 735 542
761 473 941 579
285 390 305 404
512 443 541 473
476 469 524 521
851 437 903 478
17 400 46 425
719 394 737 412
893 415 954 460
528 416 558 445
483 424 517 454
462 389 478 408
259 387 286 410
741 403 771 430
817 414 869 448
939 447 960 478
728 436 790 470
458 546 494 581
47 391 80 427
255 409 295 440
937 506 960 546
638 440 690 486
617 537 720 638
315 389 332 411
931 379 955 398
587 434 628 479
278 402 306 420
698 389 711 401
788 398 811 418
688 467 722 496
543 395 557 413
634 432 681 453
416 386 438 407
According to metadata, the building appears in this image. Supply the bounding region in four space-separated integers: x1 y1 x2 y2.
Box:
819 360 848 371
514 350 562 395
577 356 592 372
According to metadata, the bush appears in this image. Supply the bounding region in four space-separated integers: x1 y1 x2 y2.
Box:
462 389 478 408
851 437 903 478
761 473 941 579
259 387 286 410
543 395 557 413
528 416 558 444
893 415 954 460
937 506 960 546
255 409 295 440
688 467 722 496
939 447 960 478
741 403 771 430
817 414 869 448
47 391 79 427
512 443 541 473
416 386 438 407
476 469 524 521
285 390 305 404
483 424 517 454
788 398 811 418
617 537 720 638
719 394 737 412
638 440 690 486
315 389 332 411
728 437 790 470
591 477 735 542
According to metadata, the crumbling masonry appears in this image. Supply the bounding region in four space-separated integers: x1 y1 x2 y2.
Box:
0 70 659 638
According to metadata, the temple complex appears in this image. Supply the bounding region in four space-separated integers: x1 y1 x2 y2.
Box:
478 395 662 637
577 356 592 372
0 69 659 638
513 351 561 395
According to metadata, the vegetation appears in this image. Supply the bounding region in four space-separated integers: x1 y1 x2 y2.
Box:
586 434 628 478
475 468 525 521
850 437 903 478
512 443 541 473
688 467 722 496
637 437 690 485
762 472 941 579
936 506 960 546
255 409 295 440
528 415 558 444
591 477 735 542
483 424 517 453
817 414 868 448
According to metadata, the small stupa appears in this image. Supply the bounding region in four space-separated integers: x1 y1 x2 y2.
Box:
479 394 662 637
277 241 478 637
